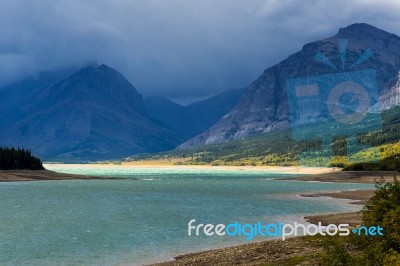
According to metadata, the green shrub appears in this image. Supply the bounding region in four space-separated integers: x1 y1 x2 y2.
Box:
322 240 354 266
362 177 400 252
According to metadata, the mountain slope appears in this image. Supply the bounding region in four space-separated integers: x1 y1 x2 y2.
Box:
144 96 187 135
380 71 400 110
130 106 400 169
180 23 400 148
145 88 244 139
0 64 183 160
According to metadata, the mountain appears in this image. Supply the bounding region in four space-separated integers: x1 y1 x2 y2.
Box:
180 23 400 148
379 71 400 110
131 106 400 169
0 64 183 161
0 66 79 115
144 96 187 135
144 89 244 139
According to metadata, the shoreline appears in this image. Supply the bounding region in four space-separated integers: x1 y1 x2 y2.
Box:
150 235 325 266
149 169 386 266
44 163 341 175
285 170 397 183
150 187 373 266
300 189 375 205
0 169 124 182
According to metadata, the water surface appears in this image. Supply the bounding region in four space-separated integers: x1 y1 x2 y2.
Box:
0 165 373 265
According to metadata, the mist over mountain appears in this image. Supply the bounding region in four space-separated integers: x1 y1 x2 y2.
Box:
180 23 400 148
0 64 183 161
2 23 400 161
144 88 244 139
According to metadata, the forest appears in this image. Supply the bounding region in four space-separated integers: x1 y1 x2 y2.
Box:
0 147 44 170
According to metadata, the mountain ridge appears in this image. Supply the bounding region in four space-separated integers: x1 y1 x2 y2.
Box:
0 64 183 161
180 23 400 148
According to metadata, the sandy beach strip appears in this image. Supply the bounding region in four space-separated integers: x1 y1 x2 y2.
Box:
287 170 398 183
0 170 123 182
44 163 341 175
150 236 325 266
301 189 375 205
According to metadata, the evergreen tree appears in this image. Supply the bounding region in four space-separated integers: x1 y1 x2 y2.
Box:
0 147 44 170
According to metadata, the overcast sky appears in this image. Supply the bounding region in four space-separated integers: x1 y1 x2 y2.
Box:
1 0 400 104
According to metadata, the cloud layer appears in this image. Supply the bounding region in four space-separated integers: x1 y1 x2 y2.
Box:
0 0 399 103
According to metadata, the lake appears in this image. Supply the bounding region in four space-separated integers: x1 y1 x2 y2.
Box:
0 165 373 265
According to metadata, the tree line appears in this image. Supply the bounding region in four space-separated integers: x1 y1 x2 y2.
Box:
0 147 44 170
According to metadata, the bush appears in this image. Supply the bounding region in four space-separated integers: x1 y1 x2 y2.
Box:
362 177 400 252
322 240 354 266
354 177 400 265
323 177 400 265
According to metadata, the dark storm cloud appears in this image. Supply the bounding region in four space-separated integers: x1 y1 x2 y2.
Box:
0 0 399 103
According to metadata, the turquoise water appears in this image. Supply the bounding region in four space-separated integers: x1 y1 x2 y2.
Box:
0 165 373 265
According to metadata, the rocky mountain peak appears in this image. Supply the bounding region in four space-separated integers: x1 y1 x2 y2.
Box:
337 23 389 37
44 64 145 114
0 65 183 160
180 23 400 149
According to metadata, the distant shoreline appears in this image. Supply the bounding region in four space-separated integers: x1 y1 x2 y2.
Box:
44 163 341 175
0 169 122 182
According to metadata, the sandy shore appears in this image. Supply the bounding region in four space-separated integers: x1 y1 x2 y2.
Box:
304 212 364 227
287 170 397 183
301 189 375 205
44 163 341 175
151 236 325 266
0 170 119 182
